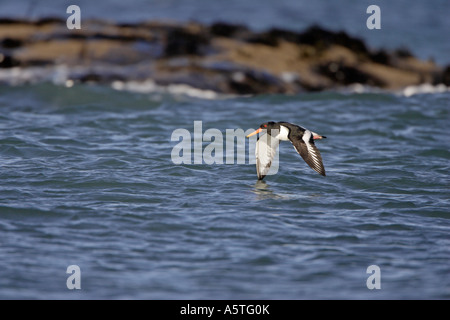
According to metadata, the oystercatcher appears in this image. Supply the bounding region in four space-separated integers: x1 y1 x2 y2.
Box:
246 121 326 180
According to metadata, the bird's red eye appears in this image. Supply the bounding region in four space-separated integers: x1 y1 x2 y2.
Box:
264 124 267 127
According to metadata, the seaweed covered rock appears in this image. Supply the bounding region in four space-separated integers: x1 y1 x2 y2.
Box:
0 18 446 94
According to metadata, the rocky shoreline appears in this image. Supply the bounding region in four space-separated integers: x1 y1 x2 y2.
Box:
1 17 449 95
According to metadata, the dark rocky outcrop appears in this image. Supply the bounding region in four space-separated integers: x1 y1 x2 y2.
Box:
0 18 447 94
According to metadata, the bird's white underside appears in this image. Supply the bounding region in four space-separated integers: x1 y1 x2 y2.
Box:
255 132 280 178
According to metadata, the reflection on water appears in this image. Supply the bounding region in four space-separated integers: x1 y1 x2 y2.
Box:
251 180 293 200
252 179 325 201
251 180 282 200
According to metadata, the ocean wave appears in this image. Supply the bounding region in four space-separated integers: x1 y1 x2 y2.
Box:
2 65 449 100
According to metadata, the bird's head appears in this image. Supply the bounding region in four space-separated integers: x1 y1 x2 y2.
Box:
246 121 279 137
260 121 277 130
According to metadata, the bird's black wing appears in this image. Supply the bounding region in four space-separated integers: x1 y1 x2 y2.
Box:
290 131 326 176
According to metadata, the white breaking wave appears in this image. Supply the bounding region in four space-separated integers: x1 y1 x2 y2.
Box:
0 64 233 100
111 79 230 100
0 65 448 99
401 83 449 97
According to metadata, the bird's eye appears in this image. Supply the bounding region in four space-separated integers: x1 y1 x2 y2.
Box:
264 124 267 127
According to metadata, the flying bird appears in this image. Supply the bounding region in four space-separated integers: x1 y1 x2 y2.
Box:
246 121 327 180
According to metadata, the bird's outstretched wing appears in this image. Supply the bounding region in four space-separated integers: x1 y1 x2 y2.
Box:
255 132 279 180
290 130 326 176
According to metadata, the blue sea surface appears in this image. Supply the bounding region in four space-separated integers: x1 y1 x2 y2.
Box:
0 84 449 299
0 0 449 300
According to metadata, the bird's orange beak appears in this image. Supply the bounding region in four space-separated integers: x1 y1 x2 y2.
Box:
313 135 326 140
246 128 263 138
